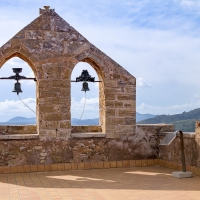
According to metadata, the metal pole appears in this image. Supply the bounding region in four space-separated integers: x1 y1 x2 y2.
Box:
179 130 186 172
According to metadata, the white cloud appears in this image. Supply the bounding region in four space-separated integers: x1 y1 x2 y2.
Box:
175 0 200 7
71 97 99 119
0 98 36 122
21 71 35 85
137 77 152 88
137 101 200 115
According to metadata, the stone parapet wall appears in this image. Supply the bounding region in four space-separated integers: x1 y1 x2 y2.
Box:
0 125 37 135
0 9 136 140
0 159 159 174
159 132 196 166
0 124 173 166
159 122 200 168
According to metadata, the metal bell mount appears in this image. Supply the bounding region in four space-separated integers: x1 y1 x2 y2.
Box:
0 68 37 94
71 69 101 92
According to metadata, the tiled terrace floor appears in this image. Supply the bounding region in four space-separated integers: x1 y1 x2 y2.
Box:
0 166 199 200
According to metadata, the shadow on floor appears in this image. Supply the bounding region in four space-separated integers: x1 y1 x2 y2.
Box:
0 166 199 191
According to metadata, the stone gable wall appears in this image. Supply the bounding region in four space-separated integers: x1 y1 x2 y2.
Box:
0 9 136 141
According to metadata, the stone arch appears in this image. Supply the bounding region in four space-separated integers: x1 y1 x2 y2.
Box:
0 56 37 125
0 48 41 134
73 56 106 132
0 46 39 77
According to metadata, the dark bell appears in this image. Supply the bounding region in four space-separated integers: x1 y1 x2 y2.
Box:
12 82 22 94
81 81 90 92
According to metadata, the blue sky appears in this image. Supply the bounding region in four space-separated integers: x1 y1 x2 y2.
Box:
1 0 200 121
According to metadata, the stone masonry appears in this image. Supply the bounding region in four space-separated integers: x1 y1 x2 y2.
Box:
0 7 139 166
1 7 200 169
0 7 136 140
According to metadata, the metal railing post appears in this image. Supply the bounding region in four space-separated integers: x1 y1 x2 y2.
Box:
179 130 186 172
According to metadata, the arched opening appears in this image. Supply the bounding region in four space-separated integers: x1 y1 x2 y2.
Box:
71 62 100 126
0 57 36 125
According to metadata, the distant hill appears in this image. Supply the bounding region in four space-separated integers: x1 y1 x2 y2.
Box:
0 117 36 125
0 114 154 125
172 119 196 132
138 108 200 132
0 117 99 125
136 112 155 122
71 118 99 125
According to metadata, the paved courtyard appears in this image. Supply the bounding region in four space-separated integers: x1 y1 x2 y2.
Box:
0 166 199 200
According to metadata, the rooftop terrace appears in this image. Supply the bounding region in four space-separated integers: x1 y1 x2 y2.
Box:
0 166 199 200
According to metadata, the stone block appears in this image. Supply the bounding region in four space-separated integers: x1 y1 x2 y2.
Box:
117 161 123 168
38 165 45 172
59 120 70 129
154 159 160 165
105 94 116 100
31 165 38 172
18 166 24 173
186 165 195 173
104 162 110 169
84 162 91 170
97 162 104 169
110 161 117 168
44 165 51 172
172 171 193 179
43 113 63 121
142 160 148 167
117 94 135 101
78 163 85 170
65 163 72 171
129 160 136 167
58 164 65 171
123 160 130 168
91 162 97 169
10 166 18 173
0 167 3 174
51 164 58 171
71 163 78 170
119 110 135 117
4 166 10 174
195 167 200 176
24 165 31 173
135 160 142 167
147 159 154 166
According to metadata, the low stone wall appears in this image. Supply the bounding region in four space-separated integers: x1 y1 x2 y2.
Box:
0 124 174 166
159 122 200 168
71 126 102 133
159 132 196 166
0 125 37 135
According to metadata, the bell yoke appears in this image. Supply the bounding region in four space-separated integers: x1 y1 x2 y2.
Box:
0 68 36 94
0 68 102 94
71 69 102 93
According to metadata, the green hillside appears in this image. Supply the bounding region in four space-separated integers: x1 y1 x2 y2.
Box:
137 108 200 132
172 119 196 132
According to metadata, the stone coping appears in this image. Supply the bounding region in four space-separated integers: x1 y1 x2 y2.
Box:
71 125 102 133
159 159 200 176
0 159 159 174
0 159 199 176
71 132 106 138
0 134 39 140
137 124 173 127
159 132 195 138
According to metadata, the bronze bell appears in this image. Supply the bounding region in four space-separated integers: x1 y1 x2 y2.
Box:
12 82 22 94
81 81 90 92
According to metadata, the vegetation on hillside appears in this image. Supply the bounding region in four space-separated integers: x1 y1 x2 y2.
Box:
137 108 200 132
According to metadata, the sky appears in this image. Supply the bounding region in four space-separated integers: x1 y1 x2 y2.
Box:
1 0 200 121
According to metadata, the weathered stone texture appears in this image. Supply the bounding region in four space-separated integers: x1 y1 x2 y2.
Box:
0 7 138 166
0 124 173 166
159 122 200 168
0 8 136 140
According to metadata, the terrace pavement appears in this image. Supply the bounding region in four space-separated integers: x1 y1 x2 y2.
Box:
0 166 199 200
